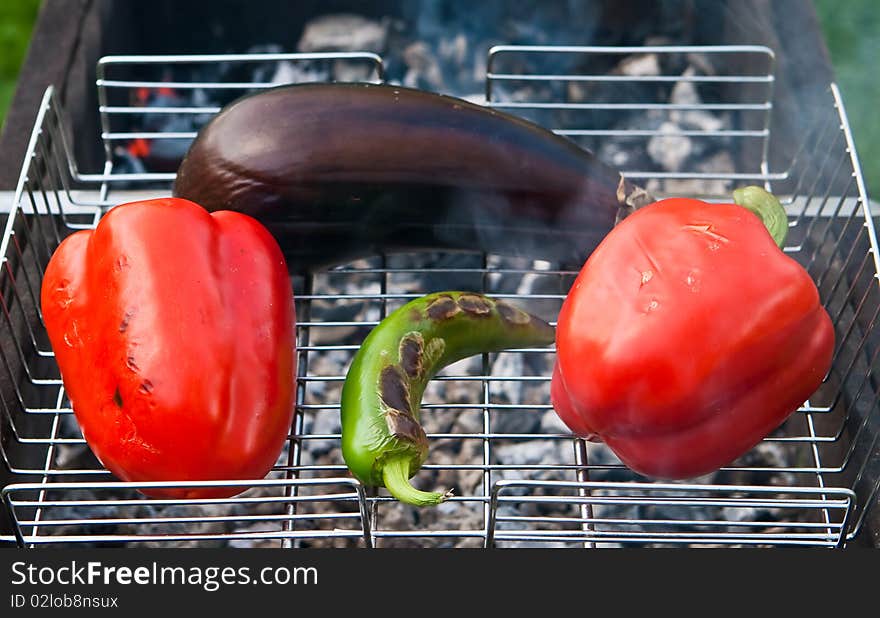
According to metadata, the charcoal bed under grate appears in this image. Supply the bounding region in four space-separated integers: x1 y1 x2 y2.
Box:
0 45 878 548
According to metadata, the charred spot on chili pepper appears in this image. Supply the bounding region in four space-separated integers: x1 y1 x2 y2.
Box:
384 410 428 447
457 294 493 316
379 365 412 415
426 296 460 321
126 355 139 372
399 333 424 378
496 301 532 326
113 387 124 408
138 380 154 395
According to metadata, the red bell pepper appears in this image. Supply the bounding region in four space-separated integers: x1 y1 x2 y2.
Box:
551 186 834 479
41 198 295 498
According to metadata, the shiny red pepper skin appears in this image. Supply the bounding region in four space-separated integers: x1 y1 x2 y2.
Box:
551 196 834 479
41 198 295 498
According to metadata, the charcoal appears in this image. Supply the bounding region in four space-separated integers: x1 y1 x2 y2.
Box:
492 409 543 435
540 409 569 434
301 410 342 458
451 407 484 435
566 52 665 137
494 438 567 467
26 4 817 549
638 489 720 530
642 64 732 178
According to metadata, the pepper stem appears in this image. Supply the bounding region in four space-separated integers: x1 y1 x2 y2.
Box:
381 456 452 507
733 185 788 248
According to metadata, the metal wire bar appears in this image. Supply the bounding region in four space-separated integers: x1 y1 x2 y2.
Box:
789 129 847 230
805 410 834 538
480 256 492 547
12 428 858 448
799 153 854 258
782 115 839 221
282 277 313 549
487 480 854 546
1 253 47 366
494 531 844 547
28 394 65 545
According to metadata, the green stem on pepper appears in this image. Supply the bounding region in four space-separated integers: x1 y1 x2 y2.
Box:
733 185 789 248
382 456 452 507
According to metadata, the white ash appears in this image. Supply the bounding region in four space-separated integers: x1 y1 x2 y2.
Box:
567 51 662 114
721 505 761 524
438 33 469 69
331 60 376 83
461 93 487 106
432 446 484 496
541 409 570 434
471 45 489 89
647 121 694 172
669 66 725 132
645 65 729 173
305 348 353 380
297 14 388 54
638 489 720 528
490 349 525 406
494 439 568 468
300 410 342 459
269 60 330 86
509 268 565 322
305 277 382 345
403 41 447 91
450 409 485 435
617 53 662 77
596 110 665 171
138 503 233 548
493 408 544 436
646 149 735 197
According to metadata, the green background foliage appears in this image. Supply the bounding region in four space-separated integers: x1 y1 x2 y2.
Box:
0 1 875 195
813 0 879 196
0 0 41 134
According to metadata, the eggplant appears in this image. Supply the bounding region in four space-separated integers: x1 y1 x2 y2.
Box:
173 82 651 272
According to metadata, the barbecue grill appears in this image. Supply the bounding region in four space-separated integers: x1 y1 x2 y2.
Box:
1 3 878 548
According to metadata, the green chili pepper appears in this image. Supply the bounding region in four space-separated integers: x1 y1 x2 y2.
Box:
341 291 556 507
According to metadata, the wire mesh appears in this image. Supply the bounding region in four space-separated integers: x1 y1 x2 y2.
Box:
0 48 876 547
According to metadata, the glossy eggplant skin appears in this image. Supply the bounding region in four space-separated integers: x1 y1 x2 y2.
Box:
173 82 649 272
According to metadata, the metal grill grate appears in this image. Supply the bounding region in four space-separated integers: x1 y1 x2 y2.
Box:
0 47 877 547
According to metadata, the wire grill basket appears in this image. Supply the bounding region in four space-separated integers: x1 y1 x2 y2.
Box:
1 46 877 547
